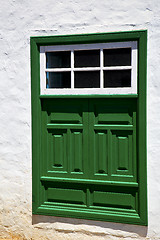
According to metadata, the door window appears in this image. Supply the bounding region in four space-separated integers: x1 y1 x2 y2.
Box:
40 42 137 95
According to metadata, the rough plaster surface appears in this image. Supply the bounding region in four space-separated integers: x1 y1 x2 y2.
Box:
0 0 160 239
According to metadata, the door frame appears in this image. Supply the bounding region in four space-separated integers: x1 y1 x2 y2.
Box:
31 30 147 225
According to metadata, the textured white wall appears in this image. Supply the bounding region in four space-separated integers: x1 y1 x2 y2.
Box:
0 0 160 239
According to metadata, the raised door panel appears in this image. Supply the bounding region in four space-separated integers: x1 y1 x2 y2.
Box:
92 188 137 211
41 99 88 179
94 130 108 175
41 181 87 209
110 130 135 179
48 129 68 172
89 99 137 182
70 130 83 173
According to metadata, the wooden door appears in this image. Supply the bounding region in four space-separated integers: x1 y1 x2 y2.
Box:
39 97 139 223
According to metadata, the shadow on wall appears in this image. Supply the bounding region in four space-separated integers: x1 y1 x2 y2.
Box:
32 215 148 238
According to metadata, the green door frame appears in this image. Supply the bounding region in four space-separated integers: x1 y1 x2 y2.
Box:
31 30 147 225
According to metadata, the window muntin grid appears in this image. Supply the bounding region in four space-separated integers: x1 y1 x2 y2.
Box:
40 41 137 95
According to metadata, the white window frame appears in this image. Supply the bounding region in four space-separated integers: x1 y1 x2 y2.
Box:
40 41 137 95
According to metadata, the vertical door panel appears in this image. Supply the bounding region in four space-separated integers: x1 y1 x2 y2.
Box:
94 130 108 175
70 130 83 173
41 99 88 179
88 99 137 182
110 130 135 178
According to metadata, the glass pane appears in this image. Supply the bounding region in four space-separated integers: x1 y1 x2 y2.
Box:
104 48 131 66
104 70 131 88
46 51 71 68
75 71 100 88
46 72 71 88
74 50 100 67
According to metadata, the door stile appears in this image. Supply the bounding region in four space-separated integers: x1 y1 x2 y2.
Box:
81 99 89 179
88 99 95 180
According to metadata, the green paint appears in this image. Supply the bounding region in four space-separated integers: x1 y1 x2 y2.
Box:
40 176 139 187
93 191 133 208
47 188 85 204
31 30 147 225
40 94 138 98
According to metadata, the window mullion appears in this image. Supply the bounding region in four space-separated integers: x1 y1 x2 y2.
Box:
71 50 74 89
102 66 132 70
100 48 103 88
45 68 71 72
74 67 101 71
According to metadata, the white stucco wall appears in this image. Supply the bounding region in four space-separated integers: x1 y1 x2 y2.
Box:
0 0 160 239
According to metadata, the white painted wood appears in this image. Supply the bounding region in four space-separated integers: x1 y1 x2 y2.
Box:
45 68 71 72
100 48 103 88
71 50 74 89
102 66 132 70
73 67 101 71
45 66 132 72
42 88 136 95
45 66 132 74
40 46 46 94
44 41 137 52
131 42 138 93
40 41 138 95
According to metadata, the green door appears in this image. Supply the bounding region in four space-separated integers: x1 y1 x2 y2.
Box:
40 97 138 222
31 31 147 225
